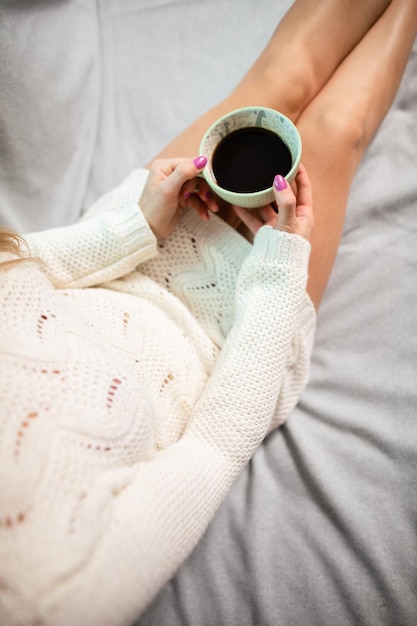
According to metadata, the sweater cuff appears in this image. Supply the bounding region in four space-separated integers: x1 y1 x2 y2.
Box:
102 168 157 264
252 226 311 269
110 203 157 266
25 169 158 289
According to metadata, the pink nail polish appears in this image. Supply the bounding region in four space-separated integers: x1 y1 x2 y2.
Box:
274 175 287 191
193 155 207 169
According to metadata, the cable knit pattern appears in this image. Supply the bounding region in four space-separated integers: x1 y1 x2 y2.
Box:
0 169 316 625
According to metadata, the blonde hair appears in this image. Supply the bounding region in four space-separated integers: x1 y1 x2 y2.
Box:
0 228 31 270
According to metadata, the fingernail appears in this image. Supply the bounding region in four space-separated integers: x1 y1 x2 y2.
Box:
274 175 287 191
193 155 207 169
204 190 212 200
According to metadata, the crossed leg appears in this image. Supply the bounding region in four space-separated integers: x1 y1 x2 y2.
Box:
151 0 392 160
297 0 417 306
151 0 417 309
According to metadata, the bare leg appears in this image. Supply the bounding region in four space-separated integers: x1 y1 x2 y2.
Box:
150 0 391 163
298 0 417 307
148 0 416 311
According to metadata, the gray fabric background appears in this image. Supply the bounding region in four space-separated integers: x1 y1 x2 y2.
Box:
1 1 416 625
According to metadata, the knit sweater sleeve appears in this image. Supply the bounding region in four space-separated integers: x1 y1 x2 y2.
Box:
187 225 312 457
38 226 311 625
25 169 157 288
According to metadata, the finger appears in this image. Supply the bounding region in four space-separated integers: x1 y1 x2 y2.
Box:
259 205 278 226
273 174 298 234
233 206 264 234
183 194 210 221
294 165 314 241
163 155 208 198
194 179 220 213
182 178 219 214
294 164 313 220
182 178 199 199
150 157 187 179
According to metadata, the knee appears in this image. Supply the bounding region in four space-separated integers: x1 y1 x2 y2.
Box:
235 52 316 122
308 100 369 154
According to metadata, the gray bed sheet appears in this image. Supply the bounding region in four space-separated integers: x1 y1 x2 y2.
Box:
1 1 416 625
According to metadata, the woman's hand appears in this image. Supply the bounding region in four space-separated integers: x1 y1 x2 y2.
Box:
139 156 219 239
233 163 314 242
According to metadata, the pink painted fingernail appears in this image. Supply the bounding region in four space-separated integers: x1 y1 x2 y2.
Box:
274 175 287 191
193 155 207 169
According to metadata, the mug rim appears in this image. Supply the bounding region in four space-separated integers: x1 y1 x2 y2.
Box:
199 106 302 206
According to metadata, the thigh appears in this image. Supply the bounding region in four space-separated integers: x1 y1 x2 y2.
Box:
148 0 391 165
297 0 417 308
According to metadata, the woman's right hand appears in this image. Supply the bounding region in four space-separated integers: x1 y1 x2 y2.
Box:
233 163 314 242
139 156 219 240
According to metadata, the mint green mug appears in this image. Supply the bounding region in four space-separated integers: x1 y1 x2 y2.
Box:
199 106 301 209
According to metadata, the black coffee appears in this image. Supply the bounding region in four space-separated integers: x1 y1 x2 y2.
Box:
212 126 292 193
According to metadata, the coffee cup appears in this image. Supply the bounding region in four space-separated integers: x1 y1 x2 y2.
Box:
199 106 301 209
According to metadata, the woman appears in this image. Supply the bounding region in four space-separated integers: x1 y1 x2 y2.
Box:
0 1 416 624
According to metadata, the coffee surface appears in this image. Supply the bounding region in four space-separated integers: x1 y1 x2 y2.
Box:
212 127 292 193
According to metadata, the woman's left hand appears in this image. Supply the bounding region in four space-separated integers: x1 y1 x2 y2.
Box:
139 156 219 239
233 163 314 242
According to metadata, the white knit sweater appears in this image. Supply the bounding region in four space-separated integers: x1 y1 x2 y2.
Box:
0 170 316 626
